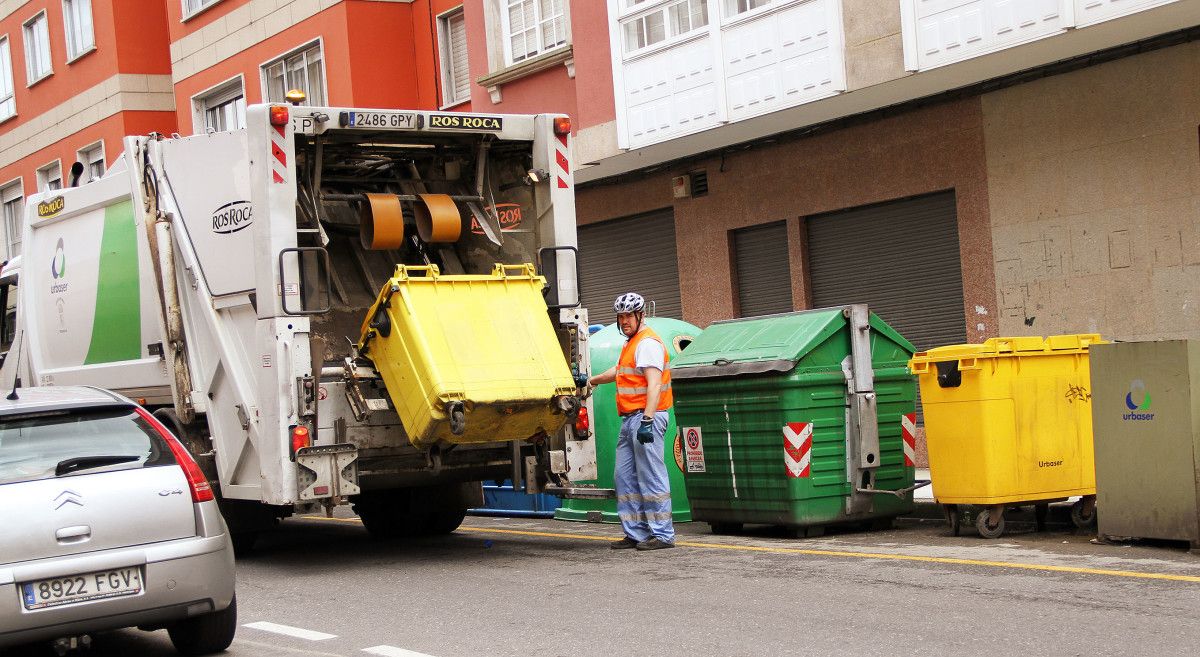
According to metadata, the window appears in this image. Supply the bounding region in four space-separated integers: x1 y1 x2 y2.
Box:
623 0 708 54
263 43 324 106
0 38 14 121
724 0 771 15
36 161 62 193
195 78 245 133
438 8 470 107
23 11 52 84
63 0 95 60
1 180 23 259
502 0 567 65
182 0 221 18
78 142 105 182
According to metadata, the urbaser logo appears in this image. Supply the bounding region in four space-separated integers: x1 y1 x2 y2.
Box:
212 201 253 234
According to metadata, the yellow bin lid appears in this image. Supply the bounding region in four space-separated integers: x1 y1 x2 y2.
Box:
909 333 1106 366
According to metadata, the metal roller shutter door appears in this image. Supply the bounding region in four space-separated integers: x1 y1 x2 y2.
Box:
806 192 966 352
578 210 683 326
733 220 792 317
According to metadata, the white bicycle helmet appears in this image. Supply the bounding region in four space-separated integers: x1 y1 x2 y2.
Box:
613 292 645 314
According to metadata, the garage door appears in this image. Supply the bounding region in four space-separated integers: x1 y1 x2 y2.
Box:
733 220 792 317
806 192 966 352
578 210 682 326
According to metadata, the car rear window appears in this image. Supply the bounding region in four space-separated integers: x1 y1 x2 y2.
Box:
0 408 176 486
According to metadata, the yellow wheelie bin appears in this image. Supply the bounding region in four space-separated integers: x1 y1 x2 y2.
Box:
908 334 1106 538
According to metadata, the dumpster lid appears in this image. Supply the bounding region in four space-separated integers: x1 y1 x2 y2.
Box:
671 307 913 379
909 334 1106 365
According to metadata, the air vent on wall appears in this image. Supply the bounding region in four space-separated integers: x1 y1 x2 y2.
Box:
689 170 708 197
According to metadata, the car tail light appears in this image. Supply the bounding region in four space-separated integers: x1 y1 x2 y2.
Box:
291 425 311 454
135 407 214 503
574 406 590 432
269 105 289 126
553 116 571 136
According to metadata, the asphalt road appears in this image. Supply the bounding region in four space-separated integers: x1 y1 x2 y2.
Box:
8 513 1200 657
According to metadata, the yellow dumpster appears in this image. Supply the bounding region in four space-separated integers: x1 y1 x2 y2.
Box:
908 334 1106 538
358 263 576 449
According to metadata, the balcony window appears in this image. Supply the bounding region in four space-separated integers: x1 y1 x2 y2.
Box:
77 142 105 183
263 42 325 106
36 161 62 193
502 0 567 65
195 78 246 133
0 38 14 121
725 0 772 15
623 0 709 54
438 8 471 107
1 180 23 258
63 0 95 61
23 11 52 85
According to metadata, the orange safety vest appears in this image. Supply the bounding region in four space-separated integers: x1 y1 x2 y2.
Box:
615 327 673 415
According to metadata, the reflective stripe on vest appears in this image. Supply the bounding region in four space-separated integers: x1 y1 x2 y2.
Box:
615 327 673 415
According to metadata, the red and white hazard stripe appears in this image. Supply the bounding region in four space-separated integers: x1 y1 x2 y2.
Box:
783 422 812 478
901 413 917 467
555 133 570 189
270 124 288 184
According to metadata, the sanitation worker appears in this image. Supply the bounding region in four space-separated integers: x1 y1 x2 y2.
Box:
583 292 676 550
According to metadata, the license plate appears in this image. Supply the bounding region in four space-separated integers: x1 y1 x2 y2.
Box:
345 111 418 129
21 567 142 610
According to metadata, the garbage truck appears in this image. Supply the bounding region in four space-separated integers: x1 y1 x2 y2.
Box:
0 102 602 547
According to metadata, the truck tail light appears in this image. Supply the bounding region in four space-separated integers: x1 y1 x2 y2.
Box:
553 116 571 136
269 105 290 127
574 406 590 432
291 425 311 454
135 406 214 503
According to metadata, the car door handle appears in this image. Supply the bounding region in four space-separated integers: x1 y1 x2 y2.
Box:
55 525 91 543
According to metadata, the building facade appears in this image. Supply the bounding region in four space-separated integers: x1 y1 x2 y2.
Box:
0 0 473 262
455 0 1200 350
0 0 176 262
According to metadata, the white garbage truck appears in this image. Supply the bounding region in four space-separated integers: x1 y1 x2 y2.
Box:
0 103 603 547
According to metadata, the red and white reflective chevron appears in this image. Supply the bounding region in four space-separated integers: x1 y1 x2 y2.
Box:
555 133 570 189
783 422 812 478
901 413 917 467
270 124 288 184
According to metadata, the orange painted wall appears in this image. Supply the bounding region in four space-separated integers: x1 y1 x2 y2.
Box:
165 0 248 39
0 0 174 205
171 1 452 133
462 0 614 130
0 0 172 139
0 110 175 198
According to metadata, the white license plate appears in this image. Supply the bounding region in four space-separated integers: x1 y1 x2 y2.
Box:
21 567 143 610
346 111 418 129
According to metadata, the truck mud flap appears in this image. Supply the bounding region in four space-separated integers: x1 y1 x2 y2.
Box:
297 443 361 501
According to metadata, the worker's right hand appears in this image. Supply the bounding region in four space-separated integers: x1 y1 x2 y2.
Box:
577 382 593 399
636 417 655 444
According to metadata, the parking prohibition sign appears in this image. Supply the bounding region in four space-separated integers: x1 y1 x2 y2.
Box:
682 427 706 473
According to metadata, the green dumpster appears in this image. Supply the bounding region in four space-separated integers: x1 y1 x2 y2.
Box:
672 305 920 534
554 318 699 523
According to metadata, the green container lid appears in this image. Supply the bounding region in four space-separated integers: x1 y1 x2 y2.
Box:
555 317 700 524
673 309 915 378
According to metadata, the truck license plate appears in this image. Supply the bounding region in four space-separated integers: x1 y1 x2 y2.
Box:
346 111 418 129
21 567 143 610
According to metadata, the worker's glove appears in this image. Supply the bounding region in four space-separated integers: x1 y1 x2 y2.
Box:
636 416 655 444
573 372 590 389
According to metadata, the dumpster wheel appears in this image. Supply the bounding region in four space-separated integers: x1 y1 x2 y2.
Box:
975 507 1006 539
1070 497 1097 530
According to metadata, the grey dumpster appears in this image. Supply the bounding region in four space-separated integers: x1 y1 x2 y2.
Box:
1089 341 1200 550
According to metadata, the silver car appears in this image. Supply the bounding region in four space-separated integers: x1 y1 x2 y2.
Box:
0 387 236 655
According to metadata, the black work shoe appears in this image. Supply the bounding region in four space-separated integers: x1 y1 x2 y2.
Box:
610 536 639 550
635 537 676 551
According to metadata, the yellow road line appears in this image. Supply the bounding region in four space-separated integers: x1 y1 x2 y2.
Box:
300 516 1200 583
